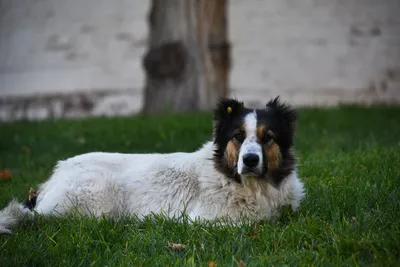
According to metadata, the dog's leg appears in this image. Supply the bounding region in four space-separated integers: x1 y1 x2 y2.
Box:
34 188 69 216
34 177 125 217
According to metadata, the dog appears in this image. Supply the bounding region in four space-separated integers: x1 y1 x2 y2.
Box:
0 97 305 234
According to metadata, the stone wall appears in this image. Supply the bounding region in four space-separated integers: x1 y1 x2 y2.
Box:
1 0 399 121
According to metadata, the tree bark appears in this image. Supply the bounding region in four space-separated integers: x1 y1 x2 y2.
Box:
142 0 230 114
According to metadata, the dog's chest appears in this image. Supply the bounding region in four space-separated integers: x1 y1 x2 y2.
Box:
233 179 281 217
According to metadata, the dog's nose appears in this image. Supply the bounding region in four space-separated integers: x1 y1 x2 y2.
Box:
243 153 259 168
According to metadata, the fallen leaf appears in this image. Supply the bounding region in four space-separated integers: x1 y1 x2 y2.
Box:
238 260 245 267
0 170 12 180
168 242 186 250
208 261 216 267
250 232 259 238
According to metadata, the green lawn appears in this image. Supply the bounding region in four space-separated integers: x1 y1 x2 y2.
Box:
0 106 399 266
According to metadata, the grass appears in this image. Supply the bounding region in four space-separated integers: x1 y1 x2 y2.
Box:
0 106 400 266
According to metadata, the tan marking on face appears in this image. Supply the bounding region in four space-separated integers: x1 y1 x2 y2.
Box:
257 126 265 139
265 143 282 170
226 140 239 167
257 125 265 140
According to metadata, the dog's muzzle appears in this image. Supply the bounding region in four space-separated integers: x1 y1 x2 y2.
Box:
238 137 263 176
240 153 261 175
243 153 259 168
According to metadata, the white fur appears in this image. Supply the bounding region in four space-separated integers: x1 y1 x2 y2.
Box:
244 111 258 137
0 142 305 234
0 200 33 234
238 111 263 174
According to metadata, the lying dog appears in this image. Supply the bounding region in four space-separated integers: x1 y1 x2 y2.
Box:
0 97 305 234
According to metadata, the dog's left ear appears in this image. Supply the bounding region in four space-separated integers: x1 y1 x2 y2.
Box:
266 96 297 136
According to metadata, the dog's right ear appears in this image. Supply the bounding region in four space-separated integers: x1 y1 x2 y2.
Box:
213 98 244 122
212 98 244 140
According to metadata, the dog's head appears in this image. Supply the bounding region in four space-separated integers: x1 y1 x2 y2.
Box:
213 97 297 185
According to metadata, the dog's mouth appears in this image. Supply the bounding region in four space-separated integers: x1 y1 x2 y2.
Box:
240 167 262 177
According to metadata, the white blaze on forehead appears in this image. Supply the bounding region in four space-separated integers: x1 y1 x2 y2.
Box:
237 110 263 176
244 111 257 138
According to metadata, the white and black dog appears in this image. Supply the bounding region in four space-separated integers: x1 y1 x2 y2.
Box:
0 97 305 234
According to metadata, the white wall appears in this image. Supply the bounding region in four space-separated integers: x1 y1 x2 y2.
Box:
0 0 149 95
229 0 400 106
1 0 399 120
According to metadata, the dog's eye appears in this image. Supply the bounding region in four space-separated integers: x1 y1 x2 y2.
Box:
261 132 273 143
234 132 244 142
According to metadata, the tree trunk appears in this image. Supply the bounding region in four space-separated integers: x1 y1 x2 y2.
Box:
142 0 230 114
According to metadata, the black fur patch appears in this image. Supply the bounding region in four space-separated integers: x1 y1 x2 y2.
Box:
261 97 297 185
263 96 297 151
22 195 37 211
212 96 298 186
213 98 250 182
22 188 38 211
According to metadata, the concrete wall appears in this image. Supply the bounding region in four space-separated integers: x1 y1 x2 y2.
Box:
229 0 400 106
0 0 149 95
1 0 399 121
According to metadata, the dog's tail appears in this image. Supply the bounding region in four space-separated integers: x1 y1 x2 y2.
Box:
0 188 37 234
0 199 33 234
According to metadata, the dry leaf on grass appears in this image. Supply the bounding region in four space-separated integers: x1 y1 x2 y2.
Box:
0 170 12 180
22 146 31 152
250 232 259 238
238 260 246 267
168 242 186 250
208 261 216 267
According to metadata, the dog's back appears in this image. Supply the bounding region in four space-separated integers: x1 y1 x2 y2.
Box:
32 148 206 217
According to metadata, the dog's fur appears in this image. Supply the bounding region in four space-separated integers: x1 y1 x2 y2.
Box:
0 97 305 234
